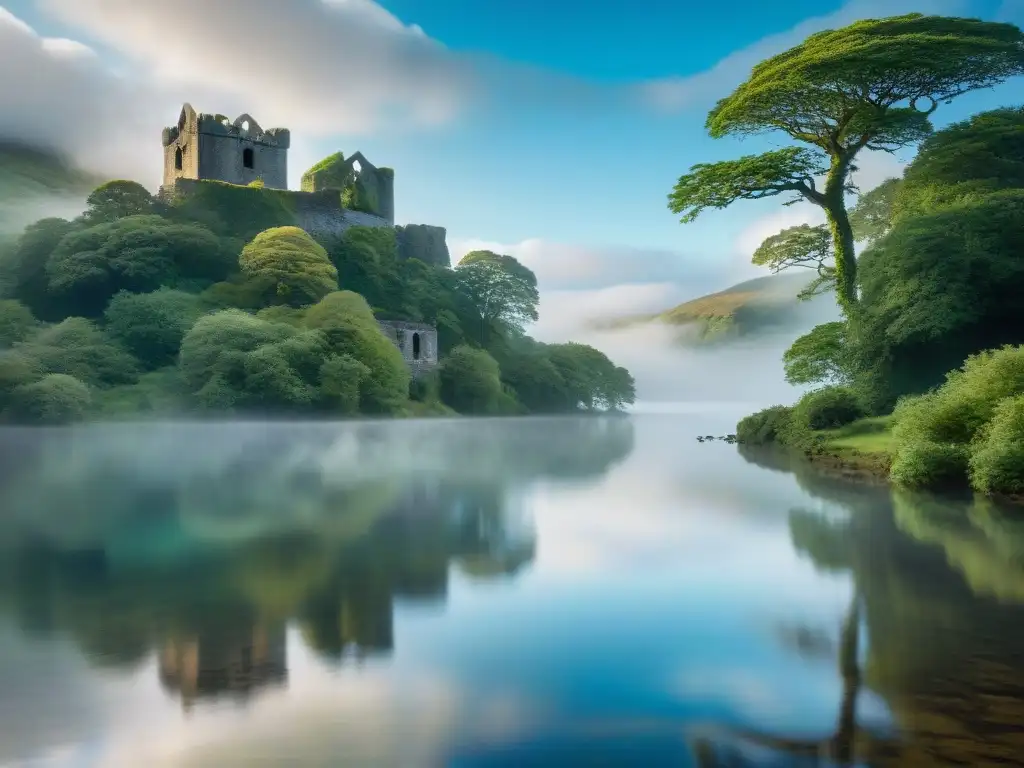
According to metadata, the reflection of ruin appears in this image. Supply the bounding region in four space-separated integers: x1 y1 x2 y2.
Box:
158 624 287 710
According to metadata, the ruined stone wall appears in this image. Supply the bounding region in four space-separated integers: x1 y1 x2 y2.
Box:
396 224 450 267
197 134 287 189
162 104 289 190
378 320 438 378
290 192 391 239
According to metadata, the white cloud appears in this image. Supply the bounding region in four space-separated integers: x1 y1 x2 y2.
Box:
0 7 161 179
35 0 472 138
638 0 969 112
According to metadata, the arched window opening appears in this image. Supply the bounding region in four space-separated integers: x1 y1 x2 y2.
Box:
174 147 183 170
412 332 422 360
243 147 254 169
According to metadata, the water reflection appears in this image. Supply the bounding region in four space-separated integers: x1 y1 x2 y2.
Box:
4 415 1024 765
740 444 1024 766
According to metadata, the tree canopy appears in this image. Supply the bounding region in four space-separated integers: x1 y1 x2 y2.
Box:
238 226 339 307
670 13 1024 314
455 250 539 337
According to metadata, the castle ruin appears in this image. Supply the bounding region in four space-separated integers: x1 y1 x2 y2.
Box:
161 103 439 377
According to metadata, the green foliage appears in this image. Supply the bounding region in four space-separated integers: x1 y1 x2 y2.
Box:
103 289 202 368
81 180 155 223
319 354 369 414
969 395 1024 496
736 405 794 445
545 342 636 411
1 217 75 320
0 350 42 412
304 291 410 414
889 346 1024 491
178 309 296 403
671 13 1024 314
16 317 138 387
239 226 339 308
0 299 38 347
896 106 1024 217
456 250 539 336
791 386 866 431
849 177 902 243
92 368 189 417
438 345 507 414
6 373 91 425
783 322 852 386
499 348 568 413
300 152 351 193
889 440 969 489
242 331 329 410
751 223 835 299
706 14 1024 146
670 149 829 223
45 215 232 317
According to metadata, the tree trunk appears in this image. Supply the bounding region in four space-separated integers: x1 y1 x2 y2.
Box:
832 591 862 765
823 160 858 317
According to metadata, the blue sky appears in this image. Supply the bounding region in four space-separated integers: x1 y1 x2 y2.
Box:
1 0 1023 353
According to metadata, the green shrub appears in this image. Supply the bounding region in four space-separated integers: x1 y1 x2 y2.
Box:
736 405 794 445
438 345 504 414
239 226 338 308
319 354 369 414
6 373 91 424
969 395 1024 495
104 289 202 368
890 440 969 489
792 386 865 430
304 291 409 414
0 299 38 347
17 317 138 386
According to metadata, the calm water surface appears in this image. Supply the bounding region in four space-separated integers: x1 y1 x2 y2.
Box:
1 411 1024 767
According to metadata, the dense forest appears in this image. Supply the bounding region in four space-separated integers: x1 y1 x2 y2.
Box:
667 13 1024 498
0 176 635 423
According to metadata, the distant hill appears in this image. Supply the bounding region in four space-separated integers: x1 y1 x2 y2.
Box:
0 142 101 232
594 271 827 346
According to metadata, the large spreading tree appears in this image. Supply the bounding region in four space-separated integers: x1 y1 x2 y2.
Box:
668 13 1024 316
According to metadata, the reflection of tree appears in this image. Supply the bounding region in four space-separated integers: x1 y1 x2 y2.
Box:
737 445 1024 765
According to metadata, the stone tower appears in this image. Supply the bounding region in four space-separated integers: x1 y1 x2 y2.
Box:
161 103 290 190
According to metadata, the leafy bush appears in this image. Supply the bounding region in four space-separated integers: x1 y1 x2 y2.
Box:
17 317 138 386
438 345 505 414
104 289 203 368
239 226 339 308
0 299 38 347
889 440 969 489
736 405 794 445
304 291 409 413
319 354 370 414
792 386 866 431
969 395 1024 496
178 309 296 399
6 373 91 424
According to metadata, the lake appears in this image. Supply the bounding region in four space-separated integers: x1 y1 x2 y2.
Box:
2 410 1024 767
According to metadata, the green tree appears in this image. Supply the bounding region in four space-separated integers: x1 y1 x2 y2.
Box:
0 299 38 347
783 322 853 387
752 224 836 300
239 226 339 308
437 345 507 414
848 177 902 244
304 291 409 414
242 331 329 410
5 373 91 425
178 309 296 406
668 13 1024 315
0 217 75 320
319 354 370 414
16 317 138 387
46 215 231 317
104 289 203 368
81 180 156 223
546 342 636 411
455 250 539 337
857 189 1024 410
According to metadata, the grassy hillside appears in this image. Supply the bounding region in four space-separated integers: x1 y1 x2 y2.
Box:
0 142 101 232
597 271 820 345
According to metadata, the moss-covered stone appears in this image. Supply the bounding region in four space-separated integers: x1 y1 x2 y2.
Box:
167 179 298 242
300 152 353 193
